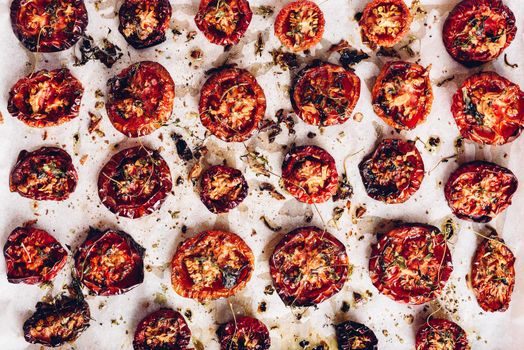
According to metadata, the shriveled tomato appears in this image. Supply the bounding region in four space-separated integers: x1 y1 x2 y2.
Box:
217 316 270 350
106 61 175 137
274 0 325 52
281 145 338 204
359 139 424 204
372 61 433 130
171 230 254 301
200 165 248 214
74 228 145 296
291 62 361 126
416 318 470 350
10 0 88 52
335 320 378 350
359 0 412 48
195 0 252 46
199 67 266 142
444 161 517 223
10 147 78 201
133 308 191 350
451 72 524 145
269 226 349 307
98 146 172 219
443 0 516 66
369 224 453 305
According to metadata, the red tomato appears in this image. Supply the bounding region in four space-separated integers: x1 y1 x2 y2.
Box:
335 321 378 350
133 308 192 350
217 316 271 350
415 318 470 350
200 165 249 214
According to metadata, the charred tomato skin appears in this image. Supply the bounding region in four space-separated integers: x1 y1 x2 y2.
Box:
443 0 516 66
195 0 253 46
10 147 78 201
335 321 378 350
269 226 349 307
10 0 88 52
200 165 249 214
217 316 271 350
444 161 518 223
199 67 266 142
369 223 453 305
359 139 425 204
171 230 254 301
98 146 173 219
451 71 524 145
415 318 471 350
8 68 84 128
106 61 175 138
4 226 67 284
291 62 361 126
133 308 191 350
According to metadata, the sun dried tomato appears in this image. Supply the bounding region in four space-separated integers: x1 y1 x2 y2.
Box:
200 165 249 214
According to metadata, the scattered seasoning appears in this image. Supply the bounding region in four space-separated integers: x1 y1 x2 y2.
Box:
354 12 363 21
259 119 281 143
404 314 414 324
307 132 316 138
399 36 417 57
255 32 265 56
299 340 310 348
171 133 193 161
254 5 274 18
188 162 203 181
504 54 518 68
186 31 197 42
352 205 366 224
0 111 3 124
240 149 270 177
74 35 123 68
184 309 192 322
171 28 182 36
264 284 274 295
271 49 299 70
410 0 427 17
333 173 353 201
353 112 364 122
329 206 344 228
437 75 455 87
426 136 441 152
79 154 88 165
260 215 281 232
259 182 285 200
258 301 267 312
442 218 457 240
329 40 369 69
377 47 401 58
341 301 350 312
190 49 203 61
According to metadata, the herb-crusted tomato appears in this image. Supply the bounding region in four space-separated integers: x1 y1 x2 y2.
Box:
443 0 516 66
444 161 517 223
133 308 191 350
199 67 266 142
4 226 67 284
98 146 172 219
281 145 338 204
200 165 248 214
274 0 325 52
195 0 253 46
415 318 470 350
10 147 78 201
269 226 349 307
217 316 271 350
106 61 175 137
171 230 254 301
451 72 524 145
10 0 88 52
359 139 424 204
335 320 378 350
369 224 453 305
74 228 145 296
372 61 433 130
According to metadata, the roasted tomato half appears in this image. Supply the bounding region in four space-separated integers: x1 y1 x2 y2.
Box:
359 0 413 48
442 0 516 66
200 165 249 214
217 316 271 350
195 0 253 46
74 228 145 296
98 146 173 219
4 226 67 284
359 139 424 204
369 224 453 305
274 0 325 52
415 318 470 350
269 226 349 307
8 68 84 128
171 230 254 301
133 308 191 350
199 67 266 142
281 145 338 204
471 235 515 312
10 0 88 52
291 62 361 126
106 61 175 137
10 147 78 201
23 296 90 347
451 72 524 145
335 321 378 350
372 61 433 130
119 0 172 49
444 161 517 223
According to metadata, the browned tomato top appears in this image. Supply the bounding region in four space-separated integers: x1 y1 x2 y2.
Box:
10 0 88 52
335 320 378 350
171 230 254 301
291 62 361 126
200 165 249 214
369 224 453 305
269 226 349 307
199 67 266 142
372 61 433 130
444 161 517 223
217 316 271 350
416 318 471 350
133 308 191 350
451 71 524 145
106 61 175 137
